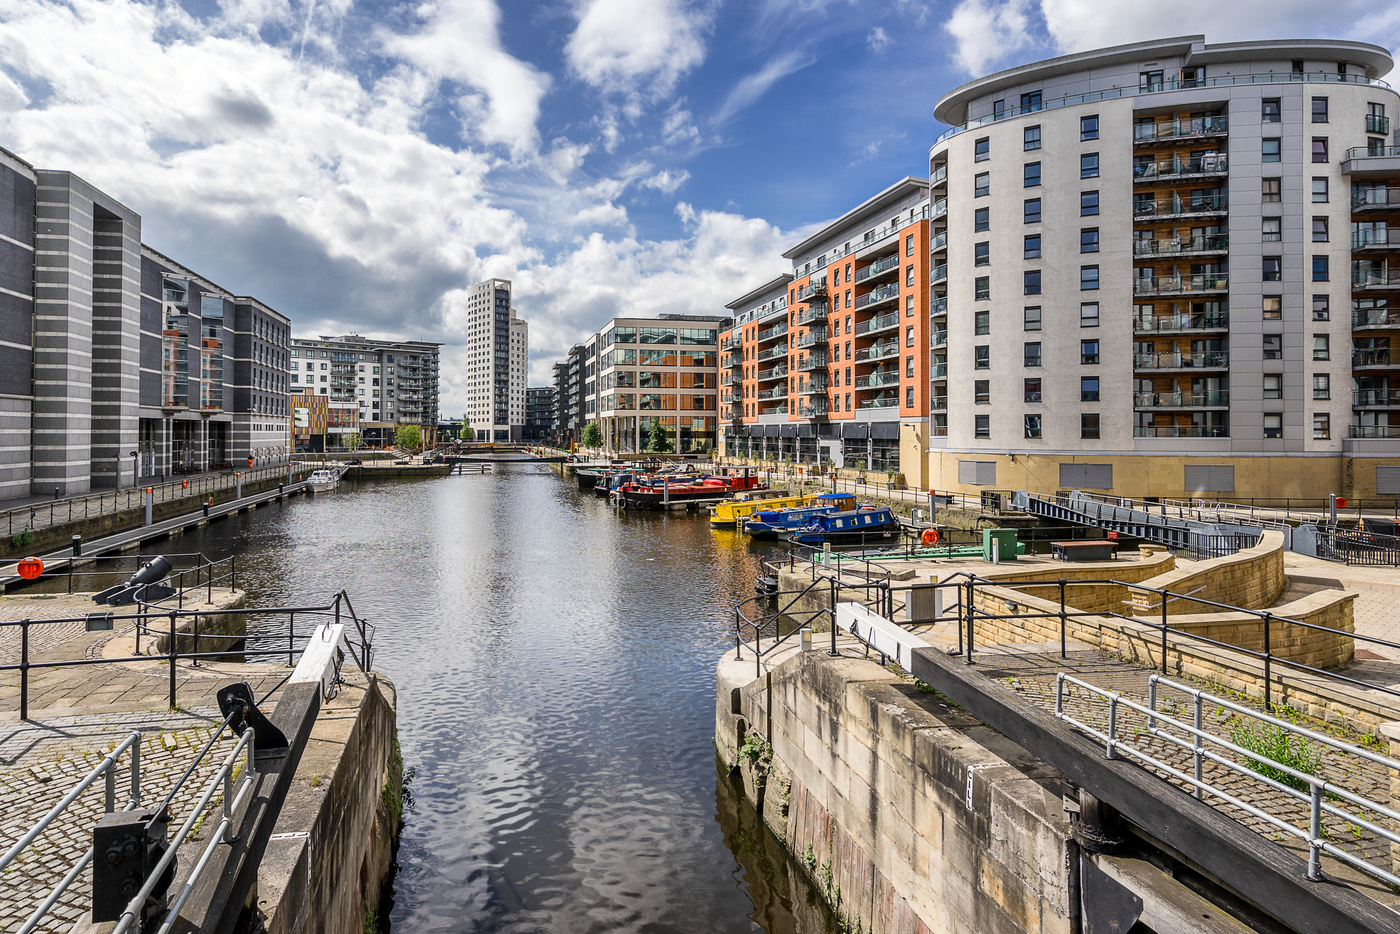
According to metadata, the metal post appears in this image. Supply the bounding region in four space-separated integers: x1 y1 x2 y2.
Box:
145 487 153 526
1058 579 1067 659
288 611 296 667
235 472 243 499
1106 694 1118 759
1263 613 1272 712
1193 691 1204 800
168 612 178 708
734 609 742 661
191 612 200 668
1308 785 1323 881
20 618 29 720
828 577 839 656
1160 588 1169 675
964 579 975 665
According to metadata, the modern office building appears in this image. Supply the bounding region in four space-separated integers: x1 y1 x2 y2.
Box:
291 389 360 452
718 178 933 481
927 35 1400 499
463 278 528 441
524 386 556 441
0 144 294 499
289 334 440 446
552 345 586 445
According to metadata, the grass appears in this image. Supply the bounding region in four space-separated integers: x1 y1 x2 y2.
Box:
1227 717 1324 793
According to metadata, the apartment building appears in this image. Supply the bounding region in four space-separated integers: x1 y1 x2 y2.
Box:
289 335 440 446
463 278 528 441
524 386 556 441
552 345 585 445
928 35 1399 499
718 178 932 481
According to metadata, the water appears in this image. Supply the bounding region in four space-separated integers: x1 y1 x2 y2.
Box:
166 465 837 933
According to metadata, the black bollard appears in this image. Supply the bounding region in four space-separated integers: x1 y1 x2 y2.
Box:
71 534 82 557
53 485 59 500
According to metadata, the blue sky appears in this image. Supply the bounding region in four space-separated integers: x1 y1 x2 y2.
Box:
0 0 1396 413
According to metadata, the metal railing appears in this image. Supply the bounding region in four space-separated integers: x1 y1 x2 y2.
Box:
1133 273 1229 295
1353 188 1400 209
1315 524 1400 565
1057 673 1400 887
1133 312 1229 331
1132 234 1229 256
854 254 900 282
1133 153 1228 179
1348 144 1400 161
1352 229 1400 250
854 285 900 310
1133 390 1230 408
1353 268 1400 288
1133 350 1229 369
1133 193 1228 217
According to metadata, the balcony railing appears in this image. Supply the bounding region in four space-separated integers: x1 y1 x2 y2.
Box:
931 329 948 347
1353 229 1400 249
757 386 788 401
1133 234 1229 256
1354 349 1398 367
1133 274 1229 295
1349 424 1400 438
796 281 827 302
930 264 948 285
1354 308 1400 327
931 297 947 315
855 254 901 283
855 343 900 362
858 396 899 410
854 285 900 310
720 373 737 386
1134 312 1229 332
1352 188 1400 209
720 335 741 351
795 379 829 394
855 312 900 336
930 164 947 186
931 198 947 220
793 329 829 348
1133 153 1228 180
793 307 827 326
1134 425 1229 438
931 396 947 411
1133 390 1230 408
756 345 788 362
1134 351 1229 369
1353 389 1400 406
759 405 788 416
798 403 829 418
756 365 788 382
728 353 744 367
1133 192 1228 218
930 232 948 253
796 355 828 371
1354 268 1400 288
854 371 902 389
931 363 947 379
1132 115 1229 144
1367 113 1392 135
1347 144 1400 161
756 322 788 343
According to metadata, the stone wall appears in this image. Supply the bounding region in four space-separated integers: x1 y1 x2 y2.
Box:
717 650 1074 934
972 550 1176 615
1127 531 1286 616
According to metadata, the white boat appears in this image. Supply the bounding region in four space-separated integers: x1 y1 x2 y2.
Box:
308 468 341 492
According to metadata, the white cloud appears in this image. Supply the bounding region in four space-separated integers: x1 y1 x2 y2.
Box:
661 100 700 147
867 27 890 53
944 0 1034 75
639 169 690 193
714 51 810 124
565 0 710 99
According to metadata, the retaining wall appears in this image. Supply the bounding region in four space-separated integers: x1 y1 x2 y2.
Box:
1127 531 1287 615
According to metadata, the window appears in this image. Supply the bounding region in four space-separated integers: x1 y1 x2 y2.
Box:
974 310 990 335
975 276 990 300
1024 342 1042 367
1262 177 1282 203
1312 137 1329 163
1312 256 1330 281
1081 376 1100 401
906 356 915 378
1313 413 1331 440
1024 198 1042 223
1139 70 1164 91
1262 98 1281 123
1263 256 1282 281
1023 126 1041 150
1081 413 1101 439
1311 96 1329 123
1078 339 1099 365
1020 90 1042 112
974 242 990 266
1313 374 1330 400
1262 217 1282 241
1080 302 1100 327
1312 177 1329 202
906 265 915 287
1080 265 1100 290
906 234 915 256
1312 295 1330 320
906 295 915 316
1264 413 1283 439
1263 296 1282 319
1024 270 1042 295
1080 190 1099 216
1313 333 1330 360
1312 217 1329 242
975 414 990 438
1263 374 1283 399
974 207 990 231
1262 138 1281 162
906 387 914 408
974 345 989 369
974 137 990 161
1024 414 1042 439
974 172 990 197
975 379 990 403
993 99 1005 118
906 325 915 347
1024 162 1041 187
1262 334 1283 359
1023 234 1041 259
1080 228 1099 253
1024 378 1041 402
1021 305 1042 331
1081 114 1099 140
1080 153 1099 178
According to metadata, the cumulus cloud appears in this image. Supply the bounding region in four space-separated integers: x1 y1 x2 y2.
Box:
639 169 690 193
565 0 710 100
944 0 1034 75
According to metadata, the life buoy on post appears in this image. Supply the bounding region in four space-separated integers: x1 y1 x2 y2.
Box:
17 556 43 579
920 527 940 546
182 480 189 490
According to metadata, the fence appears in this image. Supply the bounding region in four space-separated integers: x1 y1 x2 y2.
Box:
1315 525 1400 566
11 551 240 604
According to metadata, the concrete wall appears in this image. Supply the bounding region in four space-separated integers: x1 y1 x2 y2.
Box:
717 650 1074 934
1128 530 1286 615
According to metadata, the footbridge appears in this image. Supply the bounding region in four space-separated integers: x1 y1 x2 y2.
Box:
1011 489 1279 555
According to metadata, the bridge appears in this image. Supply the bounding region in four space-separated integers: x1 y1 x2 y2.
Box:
446 444 568 463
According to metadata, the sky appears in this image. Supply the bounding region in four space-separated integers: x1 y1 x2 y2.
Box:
1 0 1398 416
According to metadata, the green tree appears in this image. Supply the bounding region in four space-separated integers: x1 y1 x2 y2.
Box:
459 423 475 441
342 432 362 451
581 421 603 448
394 424 423 451
646 420 673 453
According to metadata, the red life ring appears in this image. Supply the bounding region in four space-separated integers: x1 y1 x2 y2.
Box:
17 556 44 580
921 528 940 546
182 480 189 489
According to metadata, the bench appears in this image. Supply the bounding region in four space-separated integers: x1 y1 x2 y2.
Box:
1051 540 1117 562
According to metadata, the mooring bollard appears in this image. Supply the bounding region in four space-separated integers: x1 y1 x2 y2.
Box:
144 487 153 526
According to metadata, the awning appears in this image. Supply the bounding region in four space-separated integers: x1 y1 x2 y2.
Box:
841 423 869 439
762 424 779 437
779 424 798 438
871 422 900 440
797 424 813 438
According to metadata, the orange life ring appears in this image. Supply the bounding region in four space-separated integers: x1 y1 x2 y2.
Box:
920 527 940 546
182 480 189 489
17 556 44 580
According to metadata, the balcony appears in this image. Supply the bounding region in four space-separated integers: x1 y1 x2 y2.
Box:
931 329 948 348
1354 308 1400 328
1133 152 1228 182
1353 389 1400 407
798 401 830 418
1133 192 1228 219
756 344 788 362
1133 390 1230 408
930 231 948 254
1134 425 1229 438
1133 274 1229 296
855 343 900 362
855 254 901 283
1134 351 1229 370
795 378 829 394
756 322 789 343
793 328 829 348
1132 115 1228 144
720 335 741 351
796 355 828 372
931 297 947 316
1354 267 1400 290
757 386 788 401
930 264 948 285
1353 228 1400 250
931 198 947 220
858 395 900 410
1350 424 1400 438
1134 312 1229 333
793 307 828 326
1368 114 1392 135
720 373 737 386
759 405 788 417
931 363 948 379
931 396 947 411
1352 188 1400 210
854 284 900 310
854 371 901 389
1354 349 1400 368
796 281 827 302
855 312 900 337
728 353 744 368
931 164 948 187
1132 233 1229 257
756 364 788 382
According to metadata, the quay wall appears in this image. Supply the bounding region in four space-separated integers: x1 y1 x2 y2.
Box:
717 649 1074 934
1127 531 1287 616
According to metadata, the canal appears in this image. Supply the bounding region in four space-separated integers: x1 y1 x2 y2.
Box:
167 465 838 933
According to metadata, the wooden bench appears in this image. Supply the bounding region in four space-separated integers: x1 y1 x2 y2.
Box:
1051 540 1117 562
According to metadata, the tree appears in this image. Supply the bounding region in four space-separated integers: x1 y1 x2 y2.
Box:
394 424 423 450
459 424 475 441
342 432 362 451
646 420 673 453
581 421 603 448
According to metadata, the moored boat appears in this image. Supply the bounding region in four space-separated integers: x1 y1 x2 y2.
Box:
743 493 856 539
786 505 901 545
710 491 819 528
617 474 767 511
308 467 342 493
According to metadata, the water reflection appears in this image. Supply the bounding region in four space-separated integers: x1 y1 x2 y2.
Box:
148 465 833 933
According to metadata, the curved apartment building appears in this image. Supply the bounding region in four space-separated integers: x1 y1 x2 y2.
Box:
928 35 1400 499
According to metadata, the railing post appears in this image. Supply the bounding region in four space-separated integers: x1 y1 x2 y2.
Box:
1106 693 1118 759
288 611 296 667
964 579 975 665
1263 613 1273 712
733 609 742 661
1058 579 1067 659
1193 691 1204 800
828 577 839 656
1307 785 1323 881
20 618 29 721
167 611 178 709
1160 588 1169 674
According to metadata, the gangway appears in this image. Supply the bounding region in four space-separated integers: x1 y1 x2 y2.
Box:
1011 489 1276 555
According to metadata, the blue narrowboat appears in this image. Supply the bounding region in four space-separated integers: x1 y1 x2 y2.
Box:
787 506 901 545
744 493 855 540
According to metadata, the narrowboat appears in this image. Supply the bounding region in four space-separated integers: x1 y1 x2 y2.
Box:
616 474 767 511
786 506 902 545
710 491 819 528
576 467 605 491
743 493 856 540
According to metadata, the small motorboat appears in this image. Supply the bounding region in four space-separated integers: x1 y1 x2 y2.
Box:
786 505 901 545
308 468 342 493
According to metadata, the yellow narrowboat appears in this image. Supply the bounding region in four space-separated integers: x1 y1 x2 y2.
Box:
710 491 818 528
